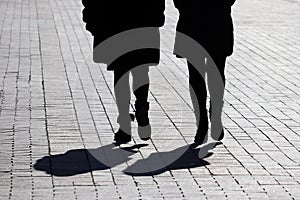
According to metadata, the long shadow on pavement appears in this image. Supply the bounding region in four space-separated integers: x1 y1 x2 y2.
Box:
123 142 221 176
33 143 144 176
33 142 219 177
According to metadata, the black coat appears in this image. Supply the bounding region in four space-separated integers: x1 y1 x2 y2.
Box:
82 0 165 70
173 0 235 58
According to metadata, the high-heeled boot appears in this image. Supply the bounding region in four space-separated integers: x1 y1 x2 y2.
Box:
114 114 132 144
194 109 209 145
210 101 224 141
135 101 151 140
189 86 208 145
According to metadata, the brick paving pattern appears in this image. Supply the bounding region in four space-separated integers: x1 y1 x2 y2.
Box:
0 0 300 199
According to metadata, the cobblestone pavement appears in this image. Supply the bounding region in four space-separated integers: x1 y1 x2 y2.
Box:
0 0 300 199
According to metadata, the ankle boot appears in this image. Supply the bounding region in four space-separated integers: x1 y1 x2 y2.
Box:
210 101 224 141
114 115 132 144
194 109 209 145
135 101 151 140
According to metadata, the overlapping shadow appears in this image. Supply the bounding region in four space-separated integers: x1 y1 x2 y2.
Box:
123 142 221 176
34 142 220 177
33 143 145 176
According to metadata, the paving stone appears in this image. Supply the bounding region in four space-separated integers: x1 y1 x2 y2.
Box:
0 0 300 199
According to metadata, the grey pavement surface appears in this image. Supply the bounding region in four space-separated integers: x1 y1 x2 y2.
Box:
0 0 300 199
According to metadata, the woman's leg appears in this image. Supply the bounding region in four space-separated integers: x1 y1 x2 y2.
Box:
206 56 227 141
187 61 208 145
131 65 151 140
132 65 150 103
113 68 132 143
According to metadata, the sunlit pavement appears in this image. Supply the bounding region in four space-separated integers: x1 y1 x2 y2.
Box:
0 0 300 199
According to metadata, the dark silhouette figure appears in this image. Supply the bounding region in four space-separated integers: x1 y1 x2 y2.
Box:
82 1 165 144
173 0 236 145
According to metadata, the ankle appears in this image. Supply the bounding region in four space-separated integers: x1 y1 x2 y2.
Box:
135 101 150 126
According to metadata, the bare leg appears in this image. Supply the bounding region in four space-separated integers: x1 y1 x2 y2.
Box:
132 65 150 103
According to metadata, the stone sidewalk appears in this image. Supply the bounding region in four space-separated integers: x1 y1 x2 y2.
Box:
0 0 300 199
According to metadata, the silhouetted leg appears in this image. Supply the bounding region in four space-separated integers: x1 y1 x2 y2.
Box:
206 56 226 141
132 65 151 140
187 61 208 145
132 65 149 103
113 68 132 144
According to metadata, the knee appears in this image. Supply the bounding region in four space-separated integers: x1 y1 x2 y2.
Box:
132 66 149 79
114 69 130 87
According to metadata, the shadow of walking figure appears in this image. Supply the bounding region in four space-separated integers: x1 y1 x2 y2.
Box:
173 0 236 145
33 142 219 177
33 143 146 176
123 142 221 176
82 0 165 144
